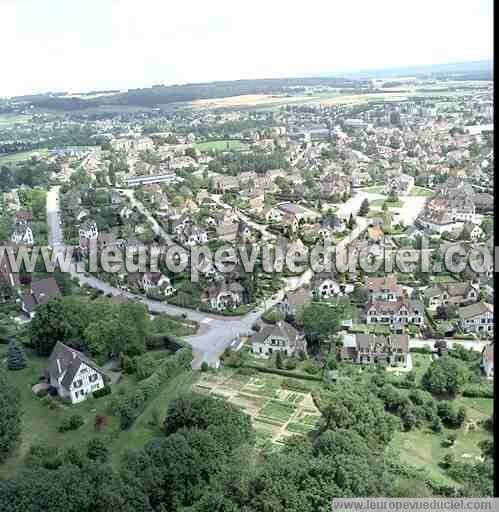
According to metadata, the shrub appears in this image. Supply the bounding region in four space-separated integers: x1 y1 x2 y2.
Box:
303 361 320 375
284 358 297 370
431 417 443 432
92 385 111 399
437 401 466 427
200 361 209 372
58 414 84 432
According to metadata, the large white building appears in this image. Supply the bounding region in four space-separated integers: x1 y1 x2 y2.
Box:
47 342 107 404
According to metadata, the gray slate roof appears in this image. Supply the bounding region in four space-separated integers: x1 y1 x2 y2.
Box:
48 341 106 390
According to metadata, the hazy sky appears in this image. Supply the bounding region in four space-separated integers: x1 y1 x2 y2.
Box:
2 0 493 96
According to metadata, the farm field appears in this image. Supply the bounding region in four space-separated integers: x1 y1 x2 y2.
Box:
193 368 321 448
194 139 249 152
0 114 33 127
0 347 197 477
0 148 50 164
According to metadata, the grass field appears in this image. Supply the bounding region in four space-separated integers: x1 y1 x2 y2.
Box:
0 148 50 165
0 348 197 477
409 186 434 197
390 419 492 487
194 140 248 152
371 198 404 208
358 186 385 193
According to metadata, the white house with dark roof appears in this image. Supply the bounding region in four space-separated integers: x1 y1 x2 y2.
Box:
340 333 410 367
47 342 106 404
366 299 424 329
11 225 34 246
424 281 479 311
251 321 307 357
458 302 494 336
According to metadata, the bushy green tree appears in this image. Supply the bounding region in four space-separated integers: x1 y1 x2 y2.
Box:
422 356 468 396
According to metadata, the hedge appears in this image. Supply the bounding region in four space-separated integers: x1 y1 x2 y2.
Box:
113 345 193 429
93 385 111 399
462 384 494 398
243 364 322 382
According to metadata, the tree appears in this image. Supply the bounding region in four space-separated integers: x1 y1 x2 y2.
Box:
29 298 71 356
347 213 355 230
359 198 369 216
7 339 27 370
422 356 468 396
0 370 21 462
301 303 340 351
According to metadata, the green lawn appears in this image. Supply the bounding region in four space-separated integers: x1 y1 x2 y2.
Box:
194 140 248 152
409 186 434 197
371 199 404 208
0 348 197 477
259 400 297 423
358 186 385 193
389 421 492 487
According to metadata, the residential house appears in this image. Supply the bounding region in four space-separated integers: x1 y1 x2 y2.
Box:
458 302 494 336
278 287 312 317
277 203 320 223
383 172 414 197
251 321 307 357
263 206 283 223
0 244 20 302
211 175 239 194
21 277 62 319
215 222 239 242
142 272 176 296
177 225 208 246
366 274 402 301
424 281 479 310
11 225 34 245
340 333 409 368
206 282 244 311
47 342 107 404
366 299 425 330
312 272 341 298
79 220 99 247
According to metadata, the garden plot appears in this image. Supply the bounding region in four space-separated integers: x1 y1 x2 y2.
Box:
192 370 322 446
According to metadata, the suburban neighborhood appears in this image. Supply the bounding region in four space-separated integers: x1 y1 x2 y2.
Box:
0 18 494 506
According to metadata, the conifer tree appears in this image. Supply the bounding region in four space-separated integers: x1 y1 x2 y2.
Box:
7 339 27 371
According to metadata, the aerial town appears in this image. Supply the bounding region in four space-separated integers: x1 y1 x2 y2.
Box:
0 65 494 506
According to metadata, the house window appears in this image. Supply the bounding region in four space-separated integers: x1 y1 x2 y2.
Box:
90 374 98 383
74 379 83 389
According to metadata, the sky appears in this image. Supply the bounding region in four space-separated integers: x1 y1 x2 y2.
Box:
1 0 493 97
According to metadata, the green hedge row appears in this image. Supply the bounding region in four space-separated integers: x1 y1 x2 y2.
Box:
462 384 494 398
111 346 193 430
243 364 322 382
